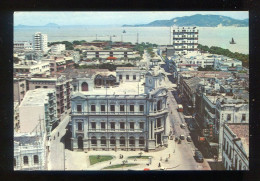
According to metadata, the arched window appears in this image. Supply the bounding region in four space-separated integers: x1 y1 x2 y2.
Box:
120 136 125 146
91 136 97 145
34 155 39 164
101 136 106 145
139 137 145 146
23 156 28 165
110 136 116 145
14 158 16 167
81 82 88 91
239 160 242 170
129 136 135 146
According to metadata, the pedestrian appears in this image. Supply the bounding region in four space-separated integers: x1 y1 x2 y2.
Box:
158 162 161 167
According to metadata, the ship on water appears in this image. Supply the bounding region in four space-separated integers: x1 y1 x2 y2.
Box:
230 37 236 44
123 30 126 33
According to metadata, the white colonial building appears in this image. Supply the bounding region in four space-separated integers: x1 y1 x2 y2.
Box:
70 67 169 152
222 123 249 170
51 44 66 54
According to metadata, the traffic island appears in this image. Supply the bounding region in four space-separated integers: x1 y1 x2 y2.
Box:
89 155 114 165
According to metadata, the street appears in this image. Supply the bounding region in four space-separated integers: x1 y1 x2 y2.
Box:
48 114 70 170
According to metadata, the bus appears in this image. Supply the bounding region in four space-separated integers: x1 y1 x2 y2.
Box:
177 104 183 112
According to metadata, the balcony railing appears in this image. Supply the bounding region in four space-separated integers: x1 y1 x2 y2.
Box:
88 128 144 132
148 108 168 116
71 111 145 115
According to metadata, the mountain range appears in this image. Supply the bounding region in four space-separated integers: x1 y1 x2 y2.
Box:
122 14 249 27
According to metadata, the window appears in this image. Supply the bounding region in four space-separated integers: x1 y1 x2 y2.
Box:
120 136 125 146
101 105 105 112
101 136 106 145
110 105 115 112
239 160 242 170
139 137 145 146
91 122 96 129
133 75 136 80
23 156 28 165
126 75 129 80
139 105 144 112
91 105 96 112
235 155 238 170
130 105 134 112
110 136 116 145
223 138 226 151
120 122 125 130
101 122 106 130
130 122 135 130
78 122 82 131
120 105 125 112
227 114 231 121
35 86 41 89
129 136 135 146
119 75 122 80
139 122 144 130
34 155 39 164
14 158 16 167
110 122 115 130
157 118 161 128
43 86 48 88
77 105 82 112
242 114 246 122
91 136 97 145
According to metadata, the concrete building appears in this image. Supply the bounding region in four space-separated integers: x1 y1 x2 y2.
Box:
13 77 29 104
51 44 66 54
14 132 48 170
116 67 141 82
19 88 57 136
33 32 48 52
14 41 33 50
14 101 20 132
14 61 50 76
82 50 134 59
27 75 71 120
70 67 169 152
172 26 199 55
222 123 249 170
214 55 243 72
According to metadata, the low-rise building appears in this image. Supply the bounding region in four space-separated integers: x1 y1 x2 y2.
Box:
51 44 66 54
82 50 134 59
214 55 243 72
116 67 141 82
19 88 58 136
222 123 249 170
14 41 33 50
14 61 50 76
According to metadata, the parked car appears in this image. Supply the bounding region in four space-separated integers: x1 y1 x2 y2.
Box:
180 135 185 140
180 124 186 129
194 150 204 163
187 136 192 142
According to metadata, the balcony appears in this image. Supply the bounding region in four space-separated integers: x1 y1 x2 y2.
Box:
88 128 144 132
205 107 215 119
71 111 145 116
154 126 164 132
148 108 168 117
76 129 84 133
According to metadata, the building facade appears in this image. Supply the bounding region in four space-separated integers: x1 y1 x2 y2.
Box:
14 41 33 50
222 123 249 170
172 26 199 55
70 68 169 152
51 44 66 54
82 50 134 59
33 32 48 52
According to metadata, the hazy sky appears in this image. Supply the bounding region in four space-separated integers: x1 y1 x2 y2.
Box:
14 11 249 26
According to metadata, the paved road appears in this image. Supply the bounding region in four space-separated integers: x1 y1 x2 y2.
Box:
48 114 70 170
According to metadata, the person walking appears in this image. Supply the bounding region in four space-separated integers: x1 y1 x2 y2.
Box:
158 162 161 167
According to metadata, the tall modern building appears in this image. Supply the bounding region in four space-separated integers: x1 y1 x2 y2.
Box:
172 26 199 55
33 32 48 52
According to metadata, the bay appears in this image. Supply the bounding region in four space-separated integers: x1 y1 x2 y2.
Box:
14 26 249 54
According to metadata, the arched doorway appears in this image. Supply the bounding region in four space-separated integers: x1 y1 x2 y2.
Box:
81 82 88 91
78 136 83 150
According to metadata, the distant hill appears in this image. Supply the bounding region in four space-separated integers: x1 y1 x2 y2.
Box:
15 23 60 28
122 14 249 27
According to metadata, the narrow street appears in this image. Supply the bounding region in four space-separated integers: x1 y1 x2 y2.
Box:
48 114 70 170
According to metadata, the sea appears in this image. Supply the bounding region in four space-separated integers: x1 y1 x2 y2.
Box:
14 26 249 54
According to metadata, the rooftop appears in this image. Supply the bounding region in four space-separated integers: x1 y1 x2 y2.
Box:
180 71 232 79
227 123 249 156
184 77 201 93
14 133 42 146
20 89 55 107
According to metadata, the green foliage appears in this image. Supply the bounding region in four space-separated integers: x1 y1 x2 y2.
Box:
133 42 157 57
89 155 113 165
103 163 139 169
198 44 249 68
49 41 74 50
197 66 216 71
13 57 21 64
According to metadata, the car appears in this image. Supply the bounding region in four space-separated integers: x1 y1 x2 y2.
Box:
180 135 185 140
180 124 186 129
187 136 192 142
194 151 204 163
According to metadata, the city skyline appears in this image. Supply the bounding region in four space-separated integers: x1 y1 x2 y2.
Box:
14 11 249 26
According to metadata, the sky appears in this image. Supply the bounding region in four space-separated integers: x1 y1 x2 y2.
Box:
14 11 249 26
